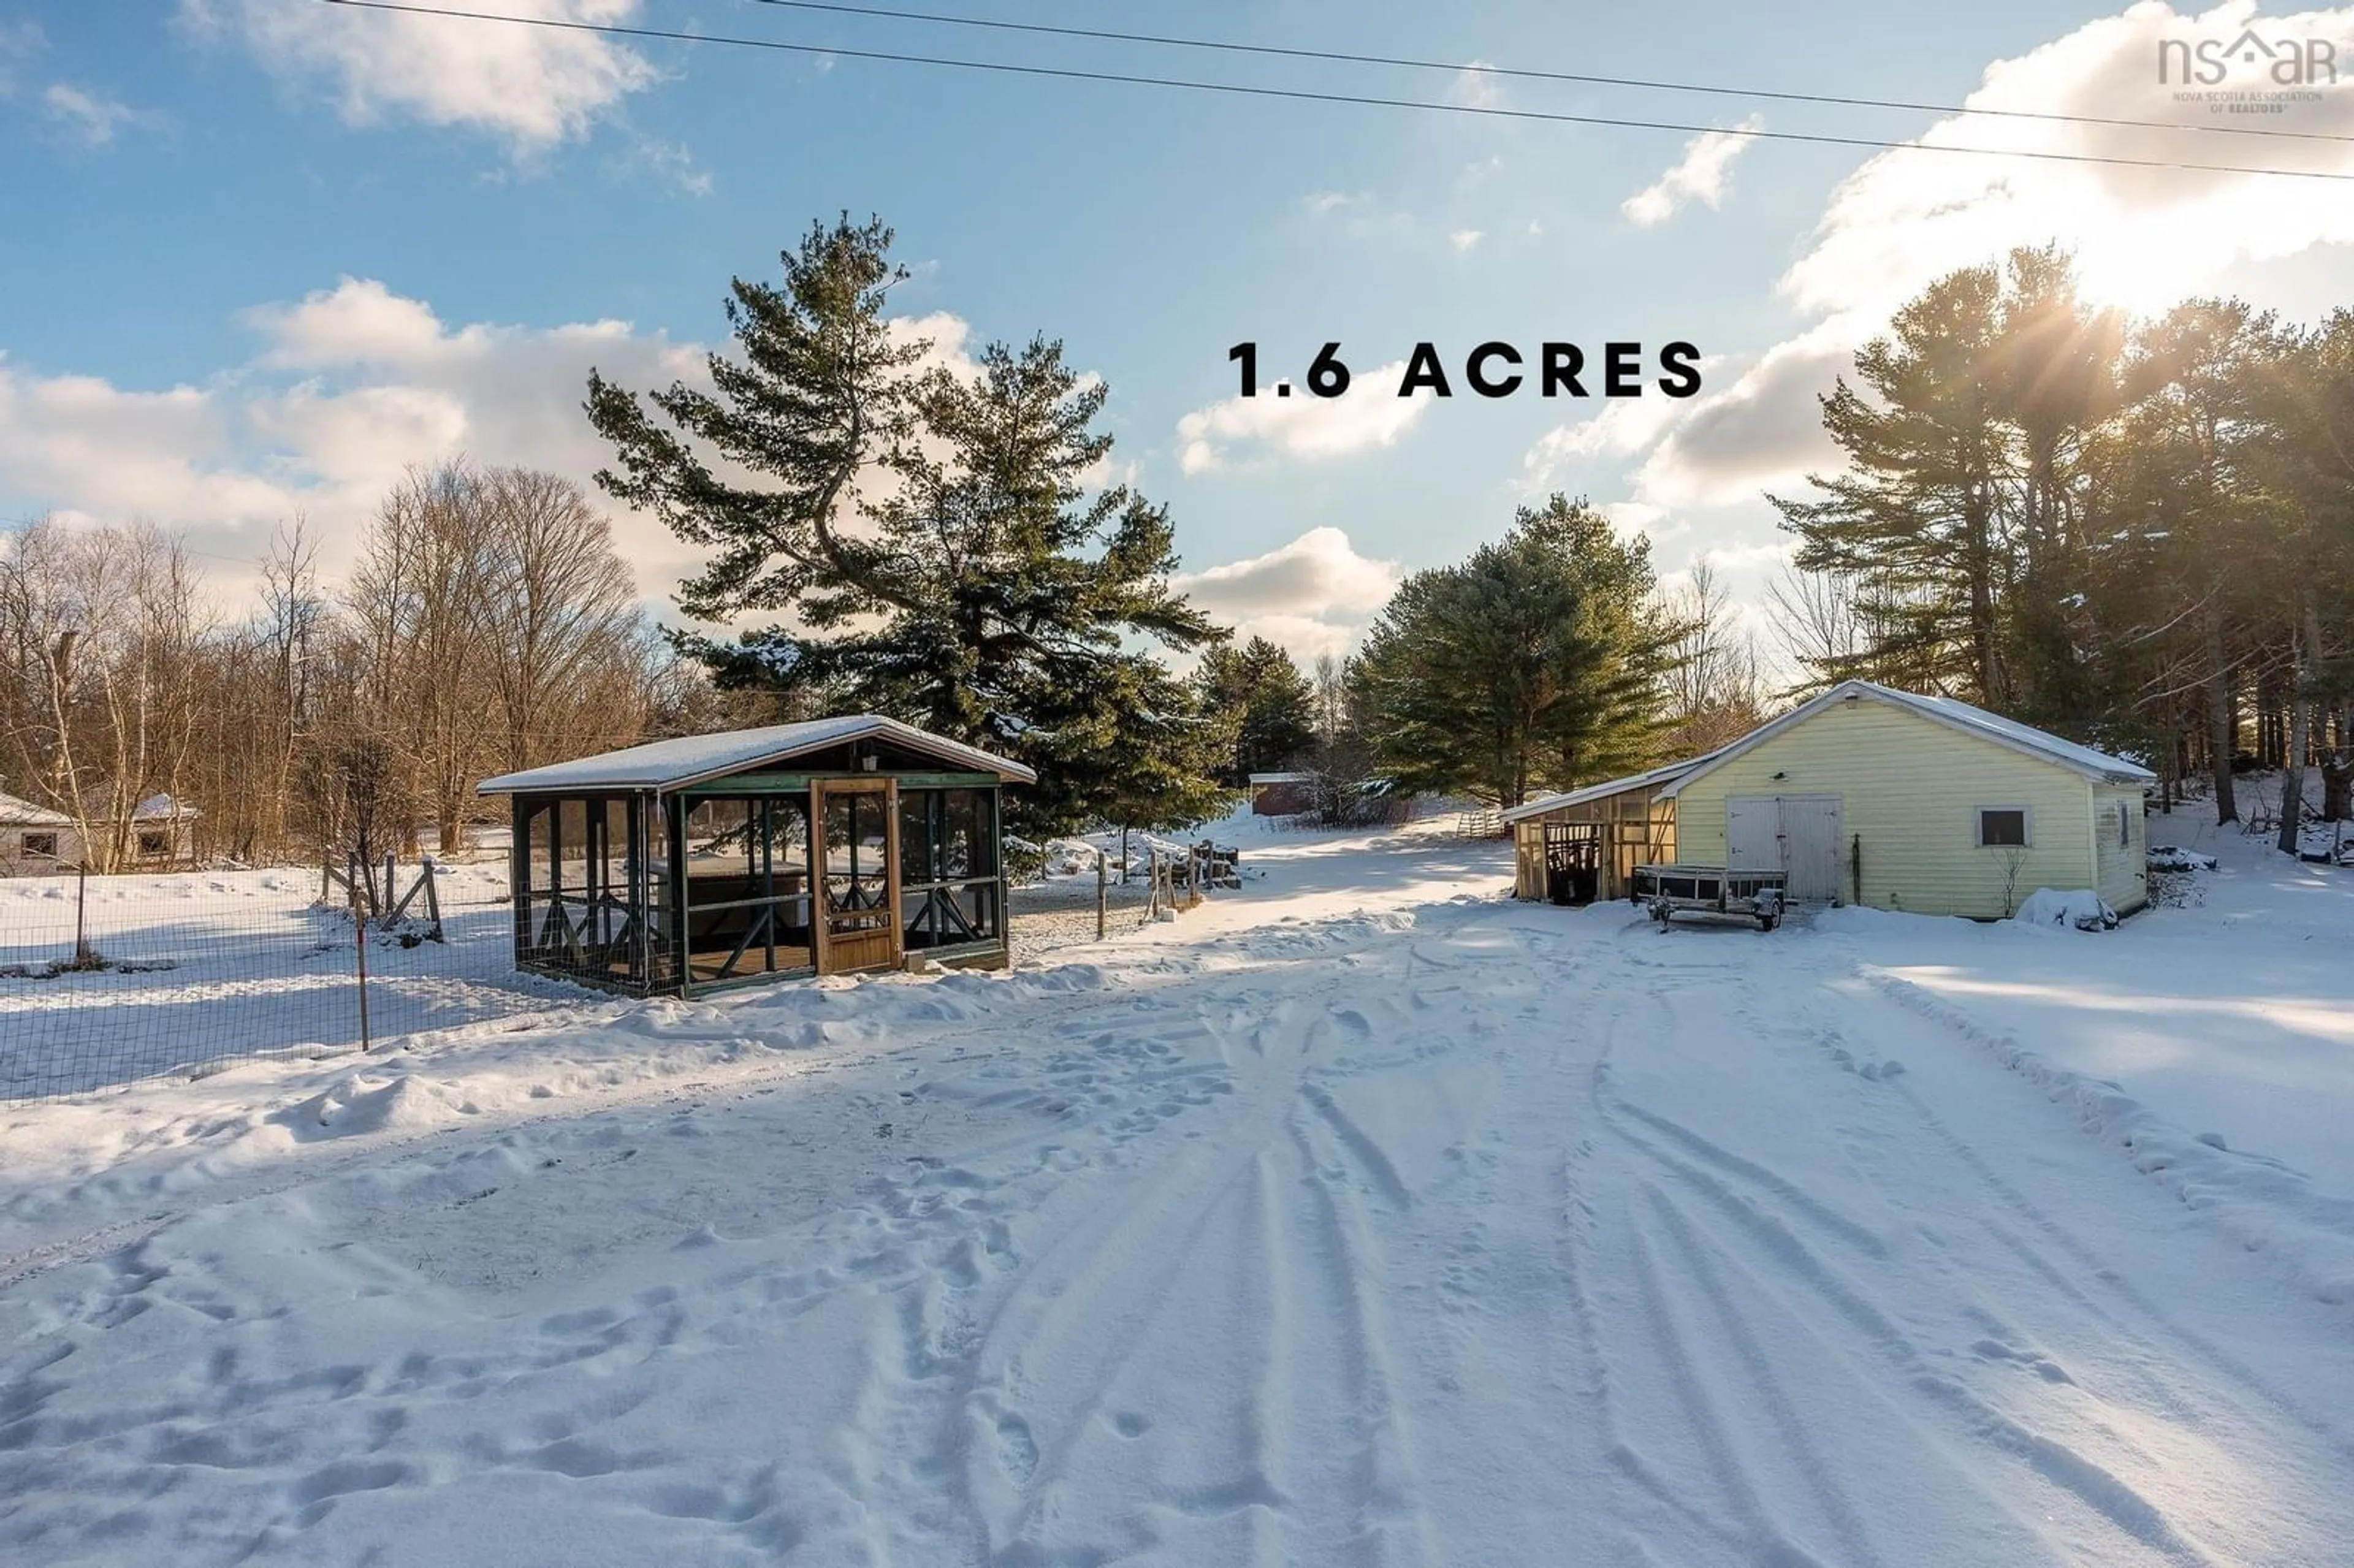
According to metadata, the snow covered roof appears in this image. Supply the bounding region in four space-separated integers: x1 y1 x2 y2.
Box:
0 790 74 828
1249 772 1312 785
133 793 199 820
477 715 1037 795
1501 751 1728 824
1659 680 2155 799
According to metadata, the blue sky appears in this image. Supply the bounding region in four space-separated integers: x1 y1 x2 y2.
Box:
6 1 2354 660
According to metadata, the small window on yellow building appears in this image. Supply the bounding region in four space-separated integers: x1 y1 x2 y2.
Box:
1977 807 2030 848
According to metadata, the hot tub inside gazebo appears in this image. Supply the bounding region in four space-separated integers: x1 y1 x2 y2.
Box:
477 715 1034 995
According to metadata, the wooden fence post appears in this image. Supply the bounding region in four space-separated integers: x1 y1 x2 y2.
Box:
1096 848 1108 942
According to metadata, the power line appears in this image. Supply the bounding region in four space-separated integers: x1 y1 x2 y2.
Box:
317 0 2354 183
738 0 2354 147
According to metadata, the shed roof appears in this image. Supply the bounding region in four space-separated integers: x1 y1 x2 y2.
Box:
477 715 1036 795
1501 752 1725 824
1658 680 2154 799
1248 771 1313 785
0 790 74 828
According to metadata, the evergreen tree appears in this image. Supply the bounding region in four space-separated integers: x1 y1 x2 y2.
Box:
584 216 1228 834
1193 636 1316 786
1354 496 1671 805
1772 264 2013 704
2102 299 2291 823
2273 311 2354 821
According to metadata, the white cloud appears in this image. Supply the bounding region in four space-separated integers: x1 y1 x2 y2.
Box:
1783 2 2354 321
1301 190 1360 216
1175 526 1398 617
1176 361 1433 474
1626 331 1849 508
1621 116 1764 227
1449 229 1485 253
246 276 456 368
888 311 991 388
0 278 711 599
1557 4 2354 525
0 365 287 529
0 282 1013 617
181 0 656 151
1522 381 1722 489
1601 501 1667 536
1519 330 1846 514
40 83 153 146
1174 527 1400 660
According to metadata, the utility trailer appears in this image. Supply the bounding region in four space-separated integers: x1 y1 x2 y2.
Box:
1631 863 1788 931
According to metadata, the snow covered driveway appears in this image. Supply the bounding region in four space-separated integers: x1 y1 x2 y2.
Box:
4 834 2352 1566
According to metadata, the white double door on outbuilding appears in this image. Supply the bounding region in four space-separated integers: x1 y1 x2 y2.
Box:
1726 794 1843 903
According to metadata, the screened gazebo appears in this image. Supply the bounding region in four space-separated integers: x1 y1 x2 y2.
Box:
477 716 1033 995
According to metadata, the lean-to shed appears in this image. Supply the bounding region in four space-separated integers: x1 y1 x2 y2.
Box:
1504 754 1721 904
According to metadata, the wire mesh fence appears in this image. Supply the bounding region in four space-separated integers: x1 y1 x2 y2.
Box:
1005 874 1157 962
0 856 574 1101
2 850 1176 1102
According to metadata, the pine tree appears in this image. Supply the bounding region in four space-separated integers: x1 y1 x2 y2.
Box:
1193 636 1316 786
1354 496 1670 805
584 216 1228 834
2105 299 2290 823
1772 264 2012 704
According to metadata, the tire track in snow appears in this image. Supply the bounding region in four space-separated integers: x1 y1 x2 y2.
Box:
1788 972 2354 1469
1585 938 2225 1566
1624 1198 1824 1566
1282 1107 1434 1568
1536 968 1758 1563
834 932 1457 1565
1637 1182 1894 1568
1300 1086 1412 1213
847 1032 1280 1562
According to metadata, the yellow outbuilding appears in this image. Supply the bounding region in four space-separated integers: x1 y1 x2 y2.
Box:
1510 680 2155 919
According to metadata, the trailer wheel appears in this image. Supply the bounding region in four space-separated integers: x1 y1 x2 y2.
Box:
1758 910 1780 931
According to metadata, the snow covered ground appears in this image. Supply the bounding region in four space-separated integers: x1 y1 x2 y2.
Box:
4 816 2352 1566
0 858 1177 1097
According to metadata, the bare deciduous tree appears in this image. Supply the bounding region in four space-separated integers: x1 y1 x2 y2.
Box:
1662 560 1767 754
0 518 209 870
478 466 646 775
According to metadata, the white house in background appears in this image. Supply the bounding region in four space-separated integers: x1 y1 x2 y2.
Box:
1509 680 2156 918
0 790 202 875
1662 681 2155 918
0 791 77 873
125 795 201 867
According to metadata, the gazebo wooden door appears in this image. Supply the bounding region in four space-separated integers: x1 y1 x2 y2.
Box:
813 777 903 974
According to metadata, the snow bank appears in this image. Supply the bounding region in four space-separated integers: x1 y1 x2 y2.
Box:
1862 964 2354 1309
2007 888 2119 932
